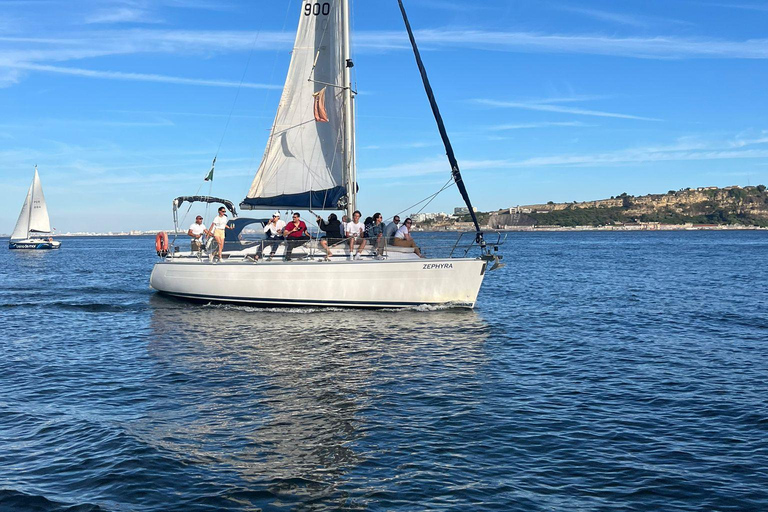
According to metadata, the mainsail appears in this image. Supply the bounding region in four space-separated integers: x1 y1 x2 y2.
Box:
11 167 51 240
242 0 353 211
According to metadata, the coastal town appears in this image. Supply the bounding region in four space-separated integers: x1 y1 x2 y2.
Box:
5 185 765 237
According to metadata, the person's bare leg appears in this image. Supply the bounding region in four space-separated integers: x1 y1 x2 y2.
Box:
357 239 367 255
217 236 224 260
321 240 331 257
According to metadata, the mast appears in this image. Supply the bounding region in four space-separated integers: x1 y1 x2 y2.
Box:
397 0 483 241
28 165 37 239
342 0 356 216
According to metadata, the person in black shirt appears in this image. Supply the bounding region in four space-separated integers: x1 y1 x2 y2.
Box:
316 213 343 260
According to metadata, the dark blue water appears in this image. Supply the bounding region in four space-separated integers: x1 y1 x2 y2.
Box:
1 232 767 511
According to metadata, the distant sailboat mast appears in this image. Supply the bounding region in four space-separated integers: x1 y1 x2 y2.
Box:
28 165 37 238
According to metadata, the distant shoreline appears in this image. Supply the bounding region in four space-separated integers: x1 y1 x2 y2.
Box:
2 224 766 239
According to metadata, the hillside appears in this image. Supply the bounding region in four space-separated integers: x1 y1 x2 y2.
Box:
489 185 768 228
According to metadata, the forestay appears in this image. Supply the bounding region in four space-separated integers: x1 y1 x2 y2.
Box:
11 168 51 240
242 0 349 210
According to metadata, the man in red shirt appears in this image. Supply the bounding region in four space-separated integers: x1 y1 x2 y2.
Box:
283 212 310 260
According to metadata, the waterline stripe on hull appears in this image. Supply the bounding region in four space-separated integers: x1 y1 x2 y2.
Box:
9 243 60 250
157 290 474 309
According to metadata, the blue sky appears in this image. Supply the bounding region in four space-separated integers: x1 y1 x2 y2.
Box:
1 0 767 233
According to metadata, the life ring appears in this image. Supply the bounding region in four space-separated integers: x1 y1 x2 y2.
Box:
155 231 169 256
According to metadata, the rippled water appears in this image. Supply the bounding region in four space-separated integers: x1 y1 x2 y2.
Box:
1 232 767 511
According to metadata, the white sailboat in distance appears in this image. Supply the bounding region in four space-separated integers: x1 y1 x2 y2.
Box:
9 166 61 250
149 0 504 308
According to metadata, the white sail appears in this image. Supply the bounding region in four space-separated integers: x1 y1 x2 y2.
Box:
10 168 51 240
10 182 33 240
29 168 51 234
242 0 351 210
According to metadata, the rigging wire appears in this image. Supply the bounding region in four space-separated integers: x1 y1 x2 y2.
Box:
388 177 455 223
214 20 265 159
177 4 275 236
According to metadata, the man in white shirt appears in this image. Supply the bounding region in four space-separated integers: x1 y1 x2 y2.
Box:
187 215 209 253
262 211 286 260
345 210 367 260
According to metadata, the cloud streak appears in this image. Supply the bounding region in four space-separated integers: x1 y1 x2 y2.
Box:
491 121 589 130
554 6 691 29
362 132 768 177
1 63 281 89
474 98 660 122
2 28 768 65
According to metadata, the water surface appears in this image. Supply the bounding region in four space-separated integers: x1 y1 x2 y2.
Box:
1 232 766 511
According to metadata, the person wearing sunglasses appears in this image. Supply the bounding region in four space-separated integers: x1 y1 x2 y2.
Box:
384 215 401 245
393 217 423 258
208 206 233 262
283 212 311 261
187 215 210 254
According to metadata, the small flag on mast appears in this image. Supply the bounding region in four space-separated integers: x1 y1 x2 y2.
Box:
204 157 216 181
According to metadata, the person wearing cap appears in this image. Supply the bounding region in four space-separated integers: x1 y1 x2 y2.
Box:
262 211 286 260
187 215 209 253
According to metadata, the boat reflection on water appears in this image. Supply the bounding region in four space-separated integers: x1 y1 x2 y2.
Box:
147 294 490 508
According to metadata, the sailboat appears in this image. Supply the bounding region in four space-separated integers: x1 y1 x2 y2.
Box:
149 0 503 308
9 166 61 250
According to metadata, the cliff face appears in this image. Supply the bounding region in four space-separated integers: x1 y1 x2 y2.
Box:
501 186 768 227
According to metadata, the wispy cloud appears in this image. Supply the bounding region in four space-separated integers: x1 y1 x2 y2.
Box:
701 2 768 12
390 30 768 60
362 156 512 178
360 141 439 150
85 7 161 25
554 5 691 28
103 109 270 119
411 0 487 12
1 28 767 69
473 97 660 122
0 68 24 88
1 63 280 89
491 121 589 131
362 132 768 176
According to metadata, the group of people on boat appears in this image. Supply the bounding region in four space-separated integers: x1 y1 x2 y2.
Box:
188 207 423 261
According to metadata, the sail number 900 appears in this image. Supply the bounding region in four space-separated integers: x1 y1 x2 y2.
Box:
304 2 330 16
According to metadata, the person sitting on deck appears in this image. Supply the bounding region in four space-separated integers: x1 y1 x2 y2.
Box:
283 212 311 261
366 212 386 257
262 211 285 261
346 210 367 260
187 215 209 253
384 215 400 245
393 218 423 258
316 213 343 260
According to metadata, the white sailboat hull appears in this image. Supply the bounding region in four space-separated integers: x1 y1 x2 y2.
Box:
150 258 487 308
9 238 61 250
